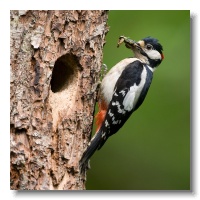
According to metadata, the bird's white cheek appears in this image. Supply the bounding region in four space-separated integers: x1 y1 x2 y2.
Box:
147 50 161 60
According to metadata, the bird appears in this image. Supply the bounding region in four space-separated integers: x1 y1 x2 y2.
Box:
79 36 164 170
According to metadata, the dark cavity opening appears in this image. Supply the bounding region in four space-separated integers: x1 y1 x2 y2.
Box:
50 53 80 93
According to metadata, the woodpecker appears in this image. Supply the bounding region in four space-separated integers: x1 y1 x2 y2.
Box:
79 36 164 169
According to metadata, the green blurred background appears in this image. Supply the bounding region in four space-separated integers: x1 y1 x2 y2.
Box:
86 10 190 190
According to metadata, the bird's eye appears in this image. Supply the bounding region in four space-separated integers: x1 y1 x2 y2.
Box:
146 44 153 50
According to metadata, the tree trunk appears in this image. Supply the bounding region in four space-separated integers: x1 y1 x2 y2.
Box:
10 10 108 190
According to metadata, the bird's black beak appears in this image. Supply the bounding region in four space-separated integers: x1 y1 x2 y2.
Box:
125 42 134 49
133 42 142 51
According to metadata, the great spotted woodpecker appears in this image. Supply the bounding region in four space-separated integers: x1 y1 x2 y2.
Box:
79 36 164 169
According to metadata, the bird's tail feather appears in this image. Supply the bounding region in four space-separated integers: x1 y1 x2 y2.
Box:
79 131 103 171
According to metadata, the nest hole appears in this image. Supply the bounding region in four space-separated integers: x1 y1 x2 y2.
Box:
50 53 79 93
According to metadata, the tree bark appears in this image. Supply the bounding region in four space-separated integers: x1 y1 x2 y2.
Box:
10 10 108 190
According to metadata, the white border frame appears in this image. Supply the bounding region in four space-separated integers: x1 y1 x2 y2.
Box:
1 1 199 199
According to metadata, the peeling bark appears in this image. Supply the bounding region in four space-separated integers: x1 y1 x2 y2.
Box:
10 10 109 190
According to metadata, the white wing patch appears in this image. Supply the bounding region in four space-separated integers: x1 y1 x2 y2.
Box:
122 68 147 111
122 85 136 111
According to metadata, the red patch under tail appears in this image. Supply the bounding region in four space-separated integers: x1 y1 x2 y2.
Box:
95 99 107 133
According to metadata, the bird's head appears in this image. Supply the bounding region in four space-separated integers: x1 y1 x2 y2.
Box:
125 36 164 69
